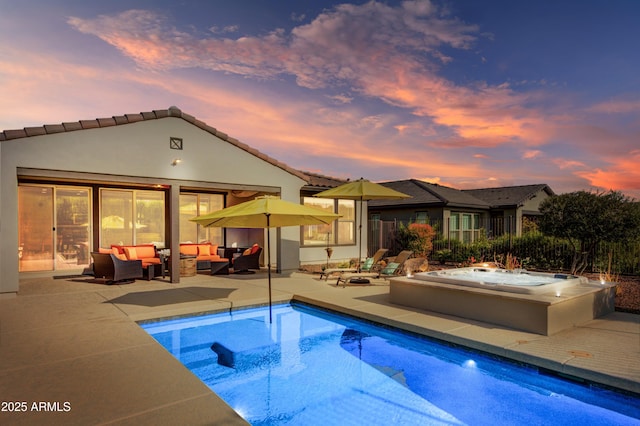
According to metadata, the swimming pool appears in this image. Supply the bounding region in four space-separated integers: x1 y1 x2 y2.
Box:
141 303 640 425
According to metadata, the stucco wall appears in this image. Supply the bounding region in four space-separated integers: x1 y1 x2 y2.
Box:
0 117 308 294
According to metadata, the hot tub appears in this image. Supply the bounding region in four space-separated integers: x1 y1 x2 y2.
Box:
412 267 588 295
389 268 616 335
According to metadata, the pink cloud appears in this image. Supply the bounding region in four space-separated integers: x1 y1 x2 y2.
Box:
575 150 640 196
522 150 542 159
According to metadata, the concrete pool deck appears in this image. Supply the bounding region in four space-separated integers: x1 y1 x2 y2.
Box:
1 271 639 425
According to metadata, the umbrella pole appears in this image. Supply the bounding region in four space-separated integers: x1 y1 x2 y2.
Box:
267 216 272 324
358 197 363 272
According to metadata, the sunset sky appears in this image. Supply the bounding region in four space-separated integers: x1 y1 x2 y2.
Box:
2 0 639 198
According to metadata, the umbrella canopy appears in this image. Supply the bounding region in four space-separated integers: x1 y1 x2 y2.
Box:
313 178 411 201
191 195 340 228
314 178 410 271
190 195 340 322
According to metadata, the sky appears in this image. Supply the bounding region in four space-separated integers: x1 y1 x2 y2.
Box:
2 0 639 198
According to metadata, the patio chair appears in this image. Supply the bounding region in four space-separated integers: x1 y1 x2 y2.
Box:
381 250 413 277
360 248 389 272
321 248 389 281
90 252 143 283
233 245 262 273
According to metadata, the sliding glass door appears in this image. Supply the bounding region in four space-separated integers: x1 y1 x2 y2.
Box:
18 185 91 272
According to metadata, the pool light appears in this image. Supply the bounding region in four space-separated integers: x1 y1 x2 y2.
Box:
462 359 477 369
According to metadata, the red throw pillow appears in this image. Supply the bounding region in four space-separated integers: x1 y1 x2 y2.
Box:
250 244 260 254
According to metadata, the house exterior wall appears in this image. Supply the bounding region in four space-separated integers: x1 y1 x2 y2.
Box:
299 201 368 266
0 117 309 295
522 190 551 213
369 206 444 225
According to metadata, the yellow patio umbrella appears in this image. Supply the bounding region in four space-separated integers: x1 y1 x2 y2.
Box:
190 195 340 322
314 178 411 272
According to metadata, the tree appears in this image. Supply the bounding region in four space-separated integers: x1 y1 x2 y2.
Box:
538 190 640 274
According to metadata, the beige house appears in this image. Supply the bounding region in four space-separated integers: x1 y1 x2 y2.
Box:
0 107 362 296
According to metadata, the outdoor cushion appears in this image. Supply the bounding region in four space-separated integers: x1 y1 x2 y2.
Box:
380 262 400 275
135 245 156 259
243 248 252 255
180 244 198 256
361 258 374 270
124 247 138 260
198 244 218 256
250 244 260 254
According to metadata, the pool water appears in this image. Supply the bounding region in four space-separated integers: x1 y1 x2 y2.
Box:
141 303 640 425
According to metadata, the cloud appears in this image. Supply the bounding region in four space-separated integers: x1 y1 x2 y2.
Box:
587 98 640 114
522 150 542 159
553 159 587 169
66 3 570 152
575 150 640 196
17 0 632 199
210 25 239 34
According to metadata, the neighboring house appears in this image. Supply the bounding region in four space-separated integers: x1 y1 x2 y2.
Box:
368 180 554 244
464 184 555 236
0 107 361 296
368 179 490 244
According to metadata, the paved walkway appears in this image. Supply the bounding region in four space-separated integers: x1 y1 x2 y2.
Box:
1 271 639 425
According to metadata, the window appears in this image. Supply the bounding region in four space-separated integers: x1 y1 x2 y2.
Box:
449 212 481 243
302 197 355 246
179 193 224 245
415 211 428 224
100 189 165 247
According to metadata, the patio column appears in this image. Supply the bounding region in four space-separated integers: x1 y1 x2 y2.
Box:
170 184 181 283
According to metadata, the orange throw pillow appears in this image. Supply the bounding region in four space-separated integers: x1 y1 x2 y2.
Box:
124 247 138 260
243 248 252 256
198 245 211 256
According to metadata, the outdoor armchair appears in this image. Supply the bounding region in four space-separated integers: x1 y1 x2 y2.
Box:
91 252 143 283
233 245 262 272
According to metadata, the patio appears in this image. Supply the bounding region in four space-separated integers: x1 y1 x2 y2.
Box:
1 271 639 425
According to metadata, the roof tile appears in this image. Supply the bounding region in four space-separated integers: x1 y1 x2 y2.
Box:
97 117 117 127
113 115 128 125
24 127 47 137
62 122 82 131
153 109 169 119
4 129 27 139
124 113 144 123
43 124 66 134
79 120 100 129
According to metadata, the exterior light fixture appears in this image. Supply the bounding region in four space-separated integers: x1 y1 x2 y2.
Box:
171 158 182 166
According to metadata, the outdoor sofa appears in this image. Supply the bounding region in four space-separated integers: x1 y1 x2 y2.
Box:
179 243 228 270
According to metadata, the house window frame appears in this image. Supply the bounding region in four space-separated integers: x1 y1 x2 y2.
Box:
449 212 481 243
301 197 355 247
